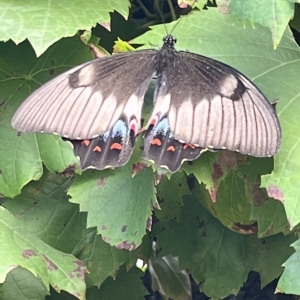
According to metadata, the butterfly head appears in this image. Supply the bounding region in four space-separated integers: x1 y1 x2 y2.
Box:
163 35 177 49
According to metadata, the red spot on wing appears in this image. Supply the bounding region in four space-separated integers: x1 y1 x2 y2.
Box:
93 146 101 152
151 138 162 146
167 146 175 152
183 144 196 150
149 116 158 126
129 118 139 136
82 139 90 146
111 143 122 150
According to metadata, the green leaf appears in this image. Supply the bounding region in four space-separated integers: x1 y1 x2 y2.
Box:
0 207 88 300
1 267 48 300
0 37 91 197
69 166 157 249
149 255 192 300
3 170 144 288
0 0 130 56
155 171 191 228
290 3 300 32
80 233 140 287
277 239 300 295
157 196 296 299
86 267 148 300
251 198 290 237
229 0 299 48
193 170 255 234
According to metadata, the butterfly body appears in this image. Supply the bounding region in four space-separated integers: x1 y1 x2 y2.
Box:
11 35 281 172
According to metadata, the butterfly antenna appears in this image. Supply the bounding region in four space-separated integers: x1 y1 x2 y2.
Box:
169 0 196 36
154 0 197 36
154 0 169 35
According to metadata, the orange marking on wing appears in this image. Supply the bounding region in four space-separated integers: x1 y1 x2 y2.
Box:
183 144 196 150
151 139 161 146
150 117 158 125
93 146 101 152
82 139 90 146
167 146 175 152
111 143 122 150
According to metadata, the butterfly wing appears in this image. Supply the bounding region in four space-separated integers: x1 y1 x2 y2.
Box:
145 48 281 171
68 119 136 170
12 50 157 169
143 117 204 172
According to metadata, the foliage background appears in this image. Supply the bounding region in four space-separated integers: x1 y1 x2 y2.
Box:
0 0 300 299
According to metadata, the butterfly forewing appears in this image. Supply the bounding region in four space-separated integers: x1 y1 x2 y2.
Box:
148 47 281 159
12 51 157 139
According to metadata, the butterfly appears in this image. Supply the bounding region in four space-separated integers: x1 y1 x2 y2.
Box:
11 35 281 173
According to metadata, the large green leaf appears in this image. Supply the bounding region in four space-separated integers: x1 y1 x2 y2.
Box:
0 0 130 56
277 239 300 295
1 267 48 300
3 170 144 288
229 0 299 48
157 196 296 299
0 37 89 197
87 267 148 300
0 207 88 300
68 166 157 249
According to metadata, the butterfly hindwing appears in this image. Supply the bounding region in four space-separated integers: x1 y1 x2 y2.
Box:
68 118 136 170
143 117 204 172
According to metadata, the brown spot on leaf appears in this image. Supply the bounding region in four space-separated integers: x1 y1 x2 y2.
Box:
232 222 258 234
68 260 88 281
42 255 58 271
146 217 152 231
22 249 37 259
61 165 76 178
209 163 223 202
218 151 248 170
72 292 81 298
248 183 268 207
74 260 85 266
155 174 164 184
267 186 284 203
121 225 127 232
116 241 137 251
212 163 223 180
100 21 111 32
132 162 147 176
102 236 111 243
209 187 217 203
263 227 275 237
102 225 107 230
97 177 106 188
198 221 205 228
